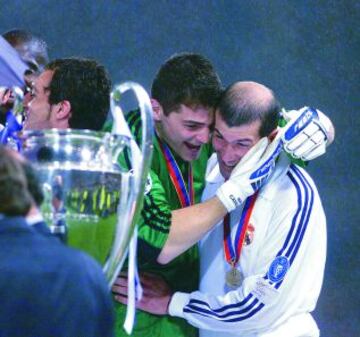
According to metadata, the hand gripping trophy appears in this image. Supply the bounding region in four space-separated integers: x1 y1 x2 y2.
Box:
3 82 153 288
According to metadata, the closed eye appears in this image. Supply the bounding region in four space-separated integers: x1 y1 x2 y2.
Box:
184 123 205 130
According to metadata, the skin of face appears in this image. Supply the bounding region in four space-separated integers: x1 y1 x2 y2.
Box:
23 70 58 130
155 104 213 162
212 111 262 180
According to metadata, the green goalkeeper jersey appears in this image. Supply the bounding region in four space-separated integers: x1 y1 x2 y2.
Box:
104 109 212 337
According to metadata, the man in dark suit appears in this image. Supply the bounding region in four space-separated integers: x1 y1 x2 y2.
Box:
0 145 114 337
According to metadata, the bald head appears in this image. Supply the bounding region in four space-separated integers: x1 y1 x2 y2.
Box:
217 81 280 137
3 29 49 73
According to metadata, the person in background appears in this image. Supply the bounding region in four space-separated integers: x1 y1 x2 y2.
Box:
23 57 111 130
0 29 49 122
0 145 115 337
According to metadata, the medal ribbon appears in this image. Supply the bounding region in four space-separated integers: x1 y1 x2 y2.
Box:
158 137 194 207
223 191 259 267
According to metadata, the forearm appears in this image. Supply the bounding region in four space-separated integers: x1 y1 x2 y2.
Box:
157 196 227 264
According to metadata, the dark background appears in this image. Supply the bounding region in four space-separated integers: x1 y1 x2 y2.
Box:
1 0 359 335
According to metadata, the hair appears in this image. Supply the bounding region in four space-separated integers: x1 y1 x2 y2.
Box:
0 146 32 216
151 52 222 115
21 162 44 207
217 82 281 137
2 29 49 73
45 58 111 130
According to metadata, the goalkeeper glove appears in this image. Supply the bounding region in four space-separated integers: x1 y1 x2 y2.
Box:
281 106 335 161
216 135 283 212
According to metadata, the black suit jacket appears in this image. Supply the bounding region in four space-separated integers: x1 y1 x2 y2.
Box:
0 216 114 337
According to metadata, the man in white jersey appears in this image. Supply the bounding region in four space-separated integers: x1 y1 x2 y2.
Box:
127 81 327 337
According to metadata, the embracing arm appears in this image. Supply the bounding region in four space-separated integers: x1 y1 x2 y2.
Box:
158 138 277 264
158 107 333 265
157 196 227 264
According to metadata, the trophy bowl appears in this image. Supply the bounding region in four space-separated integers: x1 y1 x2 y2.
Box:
19 82 153 286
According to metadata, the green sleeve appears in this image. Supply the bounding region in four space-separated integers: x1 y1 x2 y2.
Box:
137 169 172 250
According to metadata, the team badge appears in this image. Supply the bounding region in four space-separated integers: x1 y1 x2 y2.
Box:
268 256 289 283
244 223 255 246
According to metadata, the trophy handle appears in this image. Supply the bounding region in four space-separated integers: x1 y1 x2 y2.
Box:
105 82 153 285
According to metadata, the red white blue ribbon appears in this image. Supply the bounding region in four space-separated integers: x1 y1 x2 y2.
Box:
158 137 194 207
223 191 258 267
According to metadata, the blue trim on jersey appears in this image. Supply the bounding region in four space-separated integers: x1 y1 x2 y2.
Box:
182 165 314 322
185 294 255 315
184 297 265 322
288 166 314 265
274 165 314 289
284 169 310 258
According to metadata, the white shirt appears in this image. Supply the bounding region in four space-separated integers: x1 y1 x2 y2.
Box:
169 154 326 337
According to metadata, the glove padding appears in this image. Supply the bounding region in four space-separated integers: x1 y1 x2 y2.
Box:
216 135 283 212
281 107 334 161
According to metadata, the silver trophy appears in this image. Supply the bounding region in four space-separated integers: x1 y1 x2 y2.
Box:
19 82 153 285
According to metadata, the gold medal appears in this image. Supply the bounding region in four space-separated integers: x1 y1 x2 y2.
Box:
225 267 242 288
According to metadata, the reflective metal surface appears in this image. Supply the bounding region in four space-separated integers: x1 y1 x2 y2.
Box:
20 82 153 285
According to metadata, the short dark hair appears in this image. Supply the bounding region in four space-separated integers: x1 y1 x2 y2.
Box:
0 146 32 216
2 29 49 73
22 162 44 207
217 82 280 137
46 58 111 130
151 53 222 115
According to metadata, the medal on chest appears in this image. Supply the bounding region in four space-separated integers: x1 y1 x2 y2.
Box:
223 192 258 288
158 137 194 207
225 266 243 288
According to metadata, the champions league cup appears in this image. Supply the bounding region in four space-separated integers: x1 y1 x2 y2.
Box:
19 82 153 286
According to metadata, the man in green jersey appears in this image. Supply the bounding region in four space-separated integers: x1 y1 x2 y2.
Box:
112 53 222 337
112 53 335 337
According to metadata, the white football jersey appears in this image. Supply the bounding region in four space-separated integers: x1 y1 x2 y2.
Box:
169 154 326 337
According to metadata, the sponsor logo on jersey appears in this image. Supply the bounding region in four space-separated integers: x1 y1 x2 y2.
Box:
268 256 289 283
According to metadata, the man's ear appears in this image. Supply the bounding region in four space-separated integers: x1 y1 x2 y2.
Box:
151 98 163 122
54 100 72 121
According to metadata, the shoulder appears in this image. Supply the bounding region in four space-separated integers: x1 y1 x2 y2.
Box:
263 164 322 214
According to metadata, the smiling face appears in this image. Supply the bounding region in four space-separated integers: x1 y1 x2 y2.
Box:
212 111 262 180
23 70 56 130
155 103 213 162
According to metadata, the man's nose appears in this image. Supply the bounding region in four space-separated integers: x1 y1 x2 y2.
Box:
221 144 239 165
195 128 210 144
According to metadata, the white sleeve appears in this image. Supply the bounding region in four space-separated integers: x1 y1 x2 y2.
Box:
169 165 325 334
169 273 281 333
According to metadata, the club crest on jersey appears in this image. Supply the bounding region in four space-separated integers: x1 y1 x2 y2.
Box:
268 256 289 283
244 223 255 246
